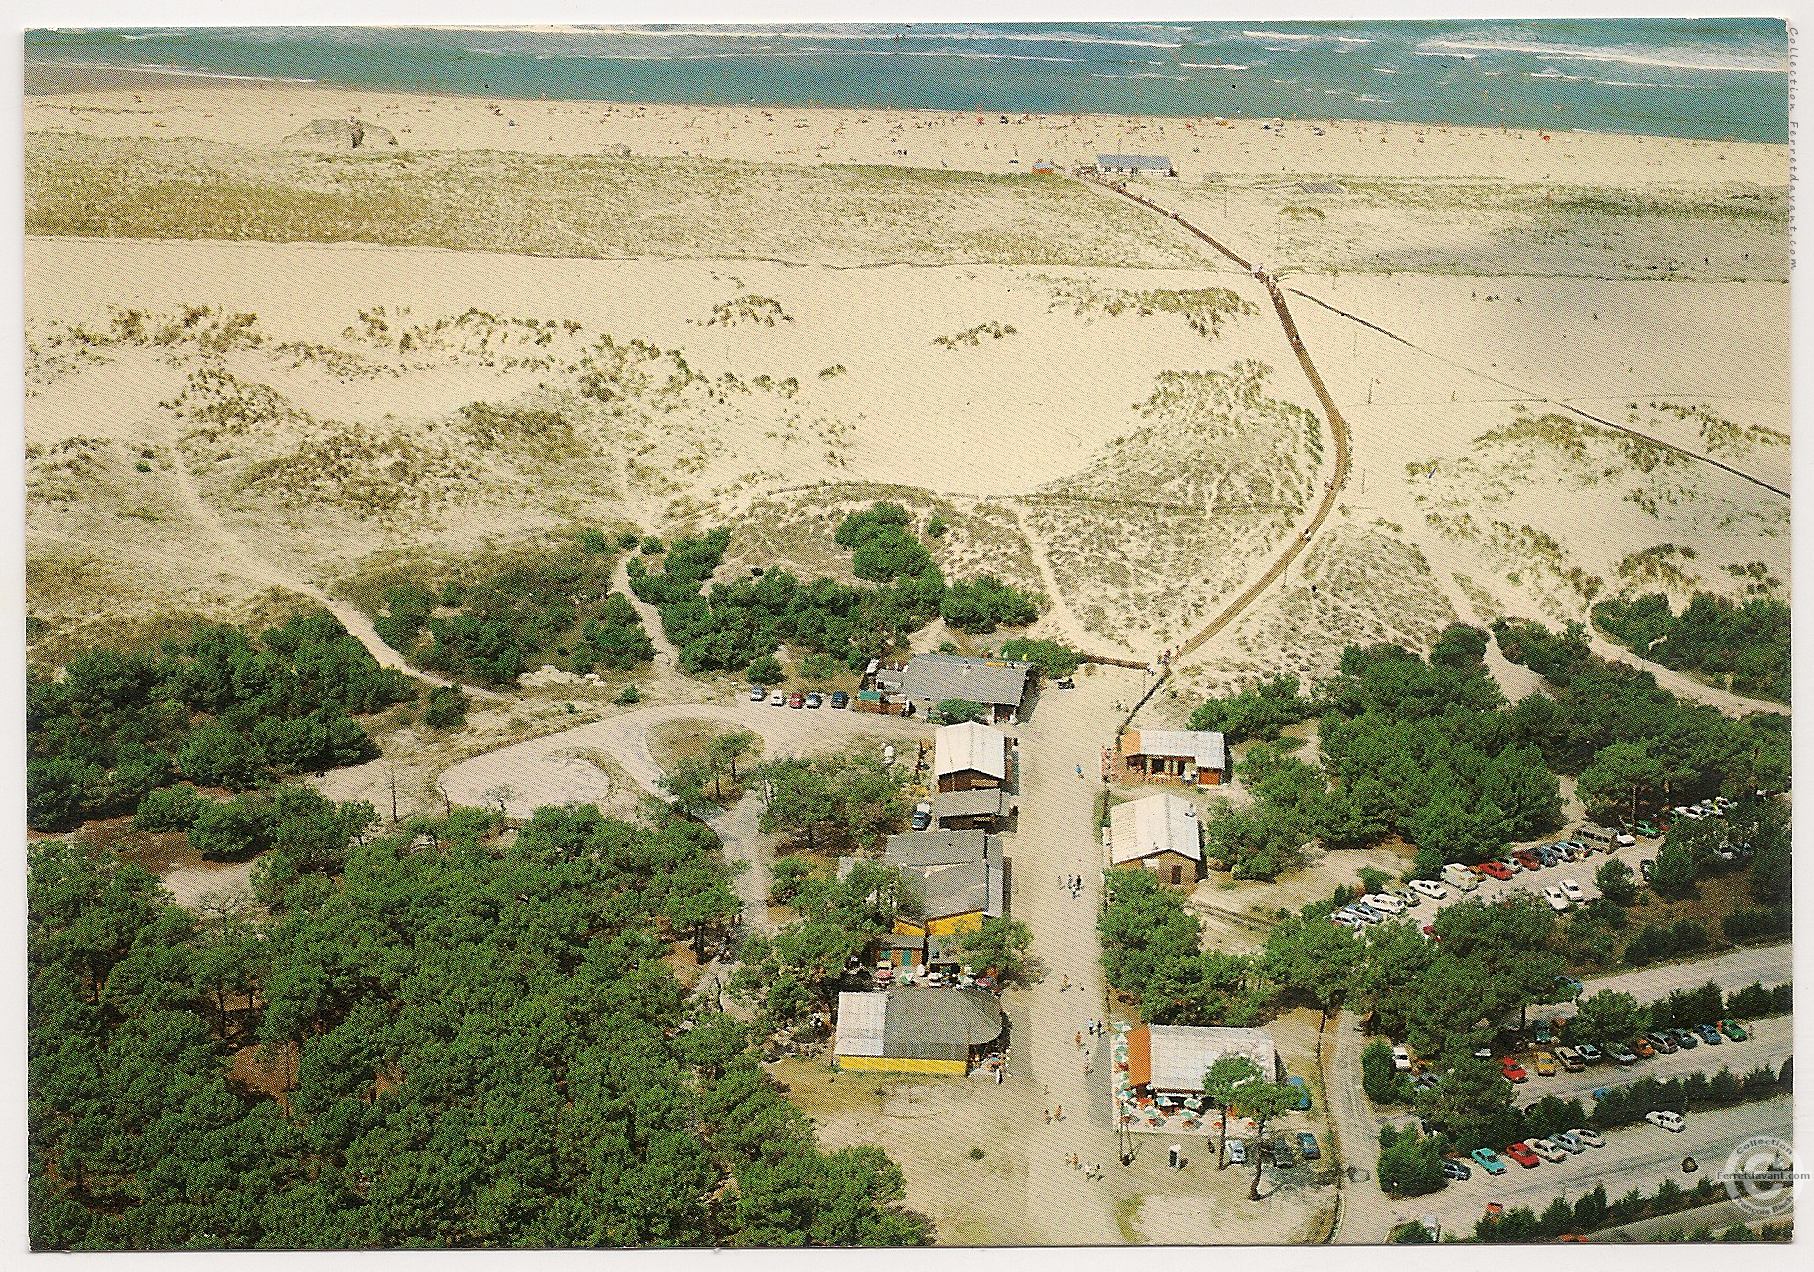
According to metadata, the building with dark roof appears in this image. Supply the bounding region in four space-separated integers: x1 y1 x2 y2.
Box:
874 653 1033 724
932 787 1013 831
834 987 1005 1074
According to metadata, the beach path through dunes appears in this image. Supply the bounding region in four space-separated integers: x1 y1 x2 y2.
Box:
164 441 507 702
1092 179 1353 663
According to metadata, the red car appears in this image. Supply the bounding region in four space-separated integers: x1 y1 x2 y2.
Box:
1505 1142 1541 1169
1501 1058 1528 1083
1513 850 1542 871
1476 862 1514 881
787 692 805 709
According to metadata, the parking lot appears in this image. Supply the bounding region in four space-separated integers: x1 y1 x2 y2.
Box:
1502 1019 1788 1106
1394 1095 1793 1240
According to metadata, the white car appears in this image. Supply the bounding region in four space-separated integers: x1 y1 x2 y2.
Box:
1567 1127 1605 1149
1528 1138 1568 1163
1389 887 1420 909
1363 893 1404 916
1674 805 1705 820
1392 1045 1412 1073
1409 879 1447 901
1646 1110 1685 1133
1616 831 1637 847
767 691 786 706
1560 879 1585 903
1542 886 1570 912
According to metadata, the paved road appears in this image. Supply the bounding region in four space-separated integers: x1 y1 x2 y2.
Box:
1395 1096 1793 1242
1511 1026 1790 1106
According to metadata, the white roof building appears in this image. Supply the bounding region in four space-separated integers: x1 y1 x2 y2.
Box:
834 990 888 1058
935 721 1009 783
1108 793 1203 865
1134 1024 1280 1093
1123 728 1227 774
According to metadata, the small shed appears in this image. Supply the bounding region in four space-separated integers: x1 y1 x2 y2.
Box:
932 787 1013 831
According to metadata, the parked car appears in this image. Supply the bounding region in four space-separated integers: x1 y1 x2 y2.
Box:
1441 864 1480 892
1392 1046 1413 1073
1227 1138 1247 1165
787 692 805 709
1644 1031 1678 1055
1615 830 1637 847
1567 1127 1605 1149
1477 862 1514 882
1409 879 1448 901
1505 1142 1542 1169
804 691 823 709
1513 850 1542 872
910 801 933 831
1576 1043 1604 1065
1674 805 1705 821
1542 886 1570 912
1639 859 1656 882
1635 819 1659 837
1552 1131 1586 1154
829 690 849 709
1555 1046 1585 1072
1470 1147 1507 1176
1609 1043 1639 1066
1533 845 1560 868
768 691 787 706
1534 1051 1558 1077
1287 1075 1312 1110
1646 1110 1686 1133
1296 1132 1321 1161
1501 1058 1528 1083
1535 1021 1553 1045
1719 1019 1749 1042
1363 893 1405 916
1556 975 1585 998
1389 887 1420 909
1694 1023 1723 1046
1560 879 1585 903
1420 924 1438 941
1271 1136 1296 1167
748 684 767 702
1529 1138 1568 1163
1411 1073 1442 1093
1631 1037 1655 1059
1351 902 1385 924
1441 1158 1472 1181
1496 857 1524 875
1671 1027 1699 1051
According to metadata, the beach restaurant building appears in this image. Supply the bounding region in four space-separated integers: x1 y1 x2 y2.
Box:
1124 1024 1282 1099
1095 153 1175 177
834 987 1006 1075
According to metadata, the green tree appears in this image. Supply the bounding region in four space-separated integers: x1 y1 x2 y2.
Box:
1377 1125 1447 1197
950 916 1033 984
1595 857 1641 906
1235 1080 1300 1200
1570 990 1643 1051
935 699 990 724
1576 741 1663 826
746 655 784 686
1202 1054 1264 1169
1651 840 1701 899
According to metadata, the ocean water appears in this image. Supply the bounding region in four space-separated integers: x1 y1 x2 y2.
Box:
25 19 1790 144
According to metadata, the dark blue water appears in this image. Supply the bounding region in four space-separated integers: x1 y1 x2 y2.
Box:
26 19 1790 143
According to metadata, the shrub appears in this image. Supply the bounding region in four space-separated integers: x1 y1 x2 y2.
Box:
615 684 642 705
422 686 468 730
133 784 205 832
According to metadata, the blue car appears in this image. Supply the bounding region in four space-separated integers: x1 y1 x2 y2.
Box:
1286 1075 1312 1111
1696 1023 1723 1046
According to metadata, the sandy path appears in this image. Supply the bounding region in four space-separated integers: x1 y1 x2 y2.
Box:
613 555 681 670
1001 502 1118 658
165 443 506 701
1000 671 1137 1243
1094 179 1352 663
437 698 925 817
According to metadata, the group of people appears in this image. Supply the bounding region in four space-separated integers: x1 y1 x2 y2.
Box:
1064 1153 1104 1181
1059 872 1085 898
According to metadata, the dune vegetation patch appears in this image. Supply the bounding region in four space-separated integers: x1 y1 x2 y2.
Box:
26 133 1215 267
1017 360 1323 647
1630 400 1788 457
1046 280 1257 339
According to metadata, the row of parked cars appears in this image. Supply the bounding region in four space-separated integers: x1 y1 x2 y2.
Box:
1460 1108 1693 1182
1504 1020 1751 1083
1228 1131 1321 1169
749 685 850 710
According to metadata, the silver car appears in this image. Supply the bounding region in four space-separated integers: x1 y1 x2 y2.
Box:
1227 1138 1247 1165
